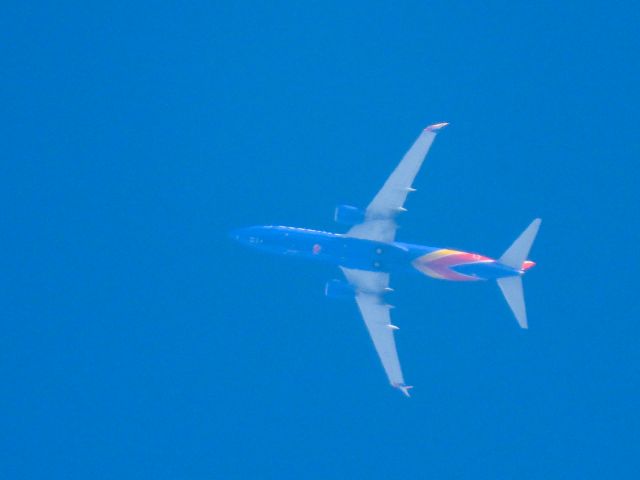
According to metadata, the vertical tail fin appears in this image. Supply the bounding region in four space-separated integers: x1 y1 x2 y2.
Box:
497 219 541 329
499 218 541 269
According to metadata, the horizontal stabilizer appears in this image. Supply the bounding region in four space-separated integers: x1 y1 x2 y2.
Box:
497 276 528 329
500 218 541 269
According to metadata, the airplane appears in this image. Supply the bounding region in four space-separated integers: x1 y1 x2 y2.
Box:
230 123 541 397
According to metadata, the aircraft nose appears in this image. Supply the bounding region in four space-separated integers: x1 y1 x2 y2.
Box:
229 226 266 247
228 228 246 243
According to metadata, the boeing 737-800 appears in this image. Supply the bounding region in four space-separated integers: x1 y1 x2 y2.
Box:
230 123 540 396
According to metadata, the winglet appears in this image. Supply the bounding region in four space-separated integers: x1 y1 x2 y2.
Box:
425 122 449 132
393 383 414 397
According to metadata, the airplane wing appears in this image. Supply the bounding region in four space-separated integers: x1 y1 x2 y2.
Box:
347 123 448 243
341 267 412 396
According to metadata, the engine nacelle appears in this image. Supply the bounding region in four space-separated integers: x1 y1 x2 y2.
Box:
334 204 365 226
324 279 355 300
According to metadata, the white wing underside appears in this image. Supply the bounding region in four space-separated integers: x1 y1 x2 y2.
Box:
341 123 447 395
347 123 447 243
340 267 406 389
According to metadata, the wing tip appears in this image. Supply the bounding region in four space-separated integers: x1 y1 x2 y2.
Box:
425 122 449 132
392 383 414 397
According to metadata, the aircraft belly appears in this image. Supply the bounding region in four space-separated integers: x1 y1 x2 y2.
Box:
329 238 409 273
262 232 407 273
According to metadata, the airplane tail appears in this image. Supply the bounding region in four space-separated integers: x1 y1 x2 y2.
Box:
497 219 541 329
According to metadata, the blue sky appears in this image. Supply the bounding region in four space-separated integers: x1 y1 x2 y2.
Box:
1 1 638 478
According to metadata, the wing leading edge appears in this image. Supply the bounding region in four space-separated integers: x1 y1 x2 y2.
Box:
347 123 448 243
341 267 412 397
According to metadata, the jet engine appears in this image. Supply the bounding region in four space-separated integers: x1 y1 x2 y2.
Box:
324 279 355 300
334 204 365 226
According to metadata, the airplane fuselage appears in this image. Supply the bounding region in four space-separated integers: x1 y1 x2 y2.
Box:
230 123 540 395
231 226 533 281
